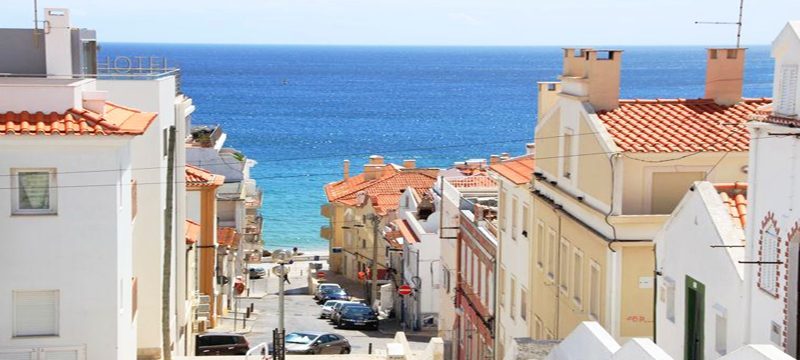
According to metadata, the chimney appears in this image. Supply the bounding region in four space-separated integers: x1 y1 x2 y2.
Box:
501 152 510 160
82 90 108 115
44 8 73 77
537 82 561 120
364 155 386 181
490 155 501 165
526 143 536 155
559 48 623 111
343 160 350 180
705 48 746 106
403 159 416 169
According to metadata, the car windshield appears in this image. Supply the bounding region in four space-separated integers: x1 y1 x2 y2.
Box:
323 300 340 307
285 333 317 344
344 307 373 315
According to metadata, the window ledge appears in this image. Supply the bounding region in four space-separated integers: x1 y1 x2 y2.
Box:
10 212 58 217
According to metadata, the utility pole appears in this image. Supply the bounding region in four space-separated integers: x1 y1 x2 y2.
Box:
161 125 176 360
370 214 380 307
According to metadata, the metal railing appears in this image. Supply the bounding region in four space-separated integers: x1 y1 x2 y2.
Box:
245 342 268 359
0 68 183 95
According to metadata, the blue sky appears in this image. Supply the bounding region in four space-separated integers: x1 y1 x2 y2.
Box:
3 0 799 46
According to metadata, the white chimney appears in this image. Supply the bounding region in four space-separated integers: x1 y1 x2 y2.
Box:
82 90 108 115
44 8 73 77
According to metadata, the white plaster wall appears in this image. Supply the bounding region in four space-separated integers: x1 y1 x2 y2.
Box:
0 78 94 113
497 179 533 360
0 136 135 360
437 178 461 350
746 122 800 350
655 182 746 359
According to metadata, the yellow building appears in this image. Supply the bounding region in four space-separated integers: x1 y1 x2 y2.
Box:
530 47 767 341
322 156 437 283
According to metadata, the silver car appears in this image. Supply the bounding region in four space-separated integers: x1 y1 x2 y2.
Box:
282 331 351 354
320 300 359 319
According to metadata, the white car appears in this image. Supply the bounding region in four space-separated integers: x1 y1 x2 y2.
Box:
320 300 360 319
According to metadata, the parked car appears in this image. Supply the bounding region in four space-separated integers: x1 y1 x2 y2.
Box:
317 288 350 304
313 283 341 300
320 300 359 319
248 266 266 279
330 302 368 326
196 332 249 356
270 331 351 355
337 306 379 330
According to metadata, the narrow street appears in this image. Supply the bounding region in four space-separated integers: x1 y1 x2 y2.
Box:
218 259 434 354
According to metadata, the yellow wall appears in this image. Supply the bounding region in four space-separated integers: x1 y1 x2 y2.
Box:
576 114 612 205
530 195 609 339
535 108 561 177
619 244 655 338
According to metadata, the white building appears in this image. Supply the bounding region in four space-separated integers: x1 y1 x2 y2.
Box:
490 153 535 360
393 187 443 331
654 181 748 359
745 21 800 357
0 76 156 359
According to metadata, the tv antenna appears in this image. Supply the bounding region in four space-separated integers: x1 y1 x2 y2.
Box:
695 0 744 48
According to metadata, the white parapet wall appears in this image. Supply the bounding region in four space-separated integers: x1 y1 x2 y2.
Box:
545 322 796 360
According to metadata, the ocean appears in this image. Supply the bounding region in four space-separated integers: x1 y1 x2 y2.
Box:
100 44 775 251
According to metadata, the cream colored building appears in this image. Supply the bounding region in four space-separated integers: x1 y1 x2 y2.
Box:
530 47 766 341
490 154 536 360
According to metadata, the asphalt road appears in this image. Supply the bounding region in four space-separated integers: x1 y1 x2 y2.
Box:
241 262 432 354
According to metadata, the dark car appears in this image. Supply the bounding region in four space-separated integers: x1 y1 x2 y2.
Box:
270 331 351 355
196 333 249 356
313 283 342 300
316 288 350 304
337 306 379 330
330 302 368 325
248 266 266 279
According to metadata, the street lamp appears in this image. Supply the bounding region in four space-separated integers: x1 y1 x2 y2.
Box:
271 249 293 360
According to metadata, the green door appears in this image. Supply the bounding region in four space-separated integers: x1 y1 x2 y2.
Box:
685 276 705 360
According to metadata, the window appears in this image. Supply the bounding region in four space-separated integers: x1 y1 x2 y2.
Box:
778 64 798 116
521 288 528 321
572 249 584 307
511 197 519 240
499 266 506 308
715 307 727 355
11 169 57 215
536 221 545 270
487 270 494 310
726 49 738 59
499 190 507 231
534 316 543 339
665 277 675 323
510 277 517 320
589 261 601 320
562 128 574 180
13 290 59 337
478 262 485 303
362 239 366 249
559 239 570 294
546 228 557 281
758 222 780 296
522 205 530 239
709 49 718 59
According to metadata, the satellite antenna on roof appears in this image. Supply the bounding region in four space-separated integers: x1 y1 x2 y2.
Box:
694 0 745 48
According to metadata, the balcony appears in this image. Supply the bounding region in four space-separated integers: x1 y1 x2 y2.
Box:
320 226 332 240
187 125 224 148
244 214 263 236
244 181 262 209
320 204 333 218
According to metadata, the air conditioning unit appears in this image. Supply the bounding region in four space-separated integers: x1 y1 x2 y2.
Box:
197 295 210 305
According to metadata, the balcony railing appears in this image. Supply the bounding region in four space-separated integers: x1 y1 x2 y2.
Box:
244 215 263 235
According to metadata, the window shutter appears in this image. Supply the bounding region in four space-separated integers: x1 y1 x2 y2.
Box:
42 350 80 360
14 290 59 337
778 64 798 116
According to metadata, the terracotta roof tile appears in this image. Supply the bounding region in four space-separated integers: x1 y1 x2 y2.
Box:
186 164 225 189
490 155 535 185
217 227 238 247
447 175 498 189
185 220 201 245
715 182 748 228
596 98 770 153
0 102 157 136
324 168 438 215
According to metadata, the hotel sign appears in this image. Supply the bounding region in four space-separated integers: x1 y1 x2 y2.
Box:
98 56 173 73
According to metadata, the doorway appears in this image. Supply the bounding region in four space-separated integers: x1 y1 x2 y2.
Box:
685 276 705 360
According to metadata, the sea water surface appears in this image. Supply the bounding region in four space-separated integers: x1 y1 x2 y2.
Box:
100 44 774 251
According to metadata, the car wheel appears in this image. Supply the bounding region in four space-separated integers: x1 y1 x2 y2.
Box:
340 348 351 354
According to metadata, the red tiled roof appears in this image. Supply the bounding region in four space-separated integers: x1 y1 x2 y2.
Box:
447 175 498 189
186 164 225 189
217 227 238 247
0 102 157 136
185 220 201 245
490 155 535 185
325 168 438 215
715 182 747 228
596 98 771 153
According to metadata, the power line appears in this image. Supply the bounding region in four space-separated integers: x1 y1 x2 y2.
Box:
0 131 598 178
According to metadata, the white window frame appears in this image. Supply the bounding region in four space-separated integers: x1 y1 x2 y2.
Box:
499 189 507 231
561 128 575 182
572 248 584 308
498 266 506 309
511 196 519 241
589 261 601 321
520 287 528 322
13 290 60 337
11 168 58 215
